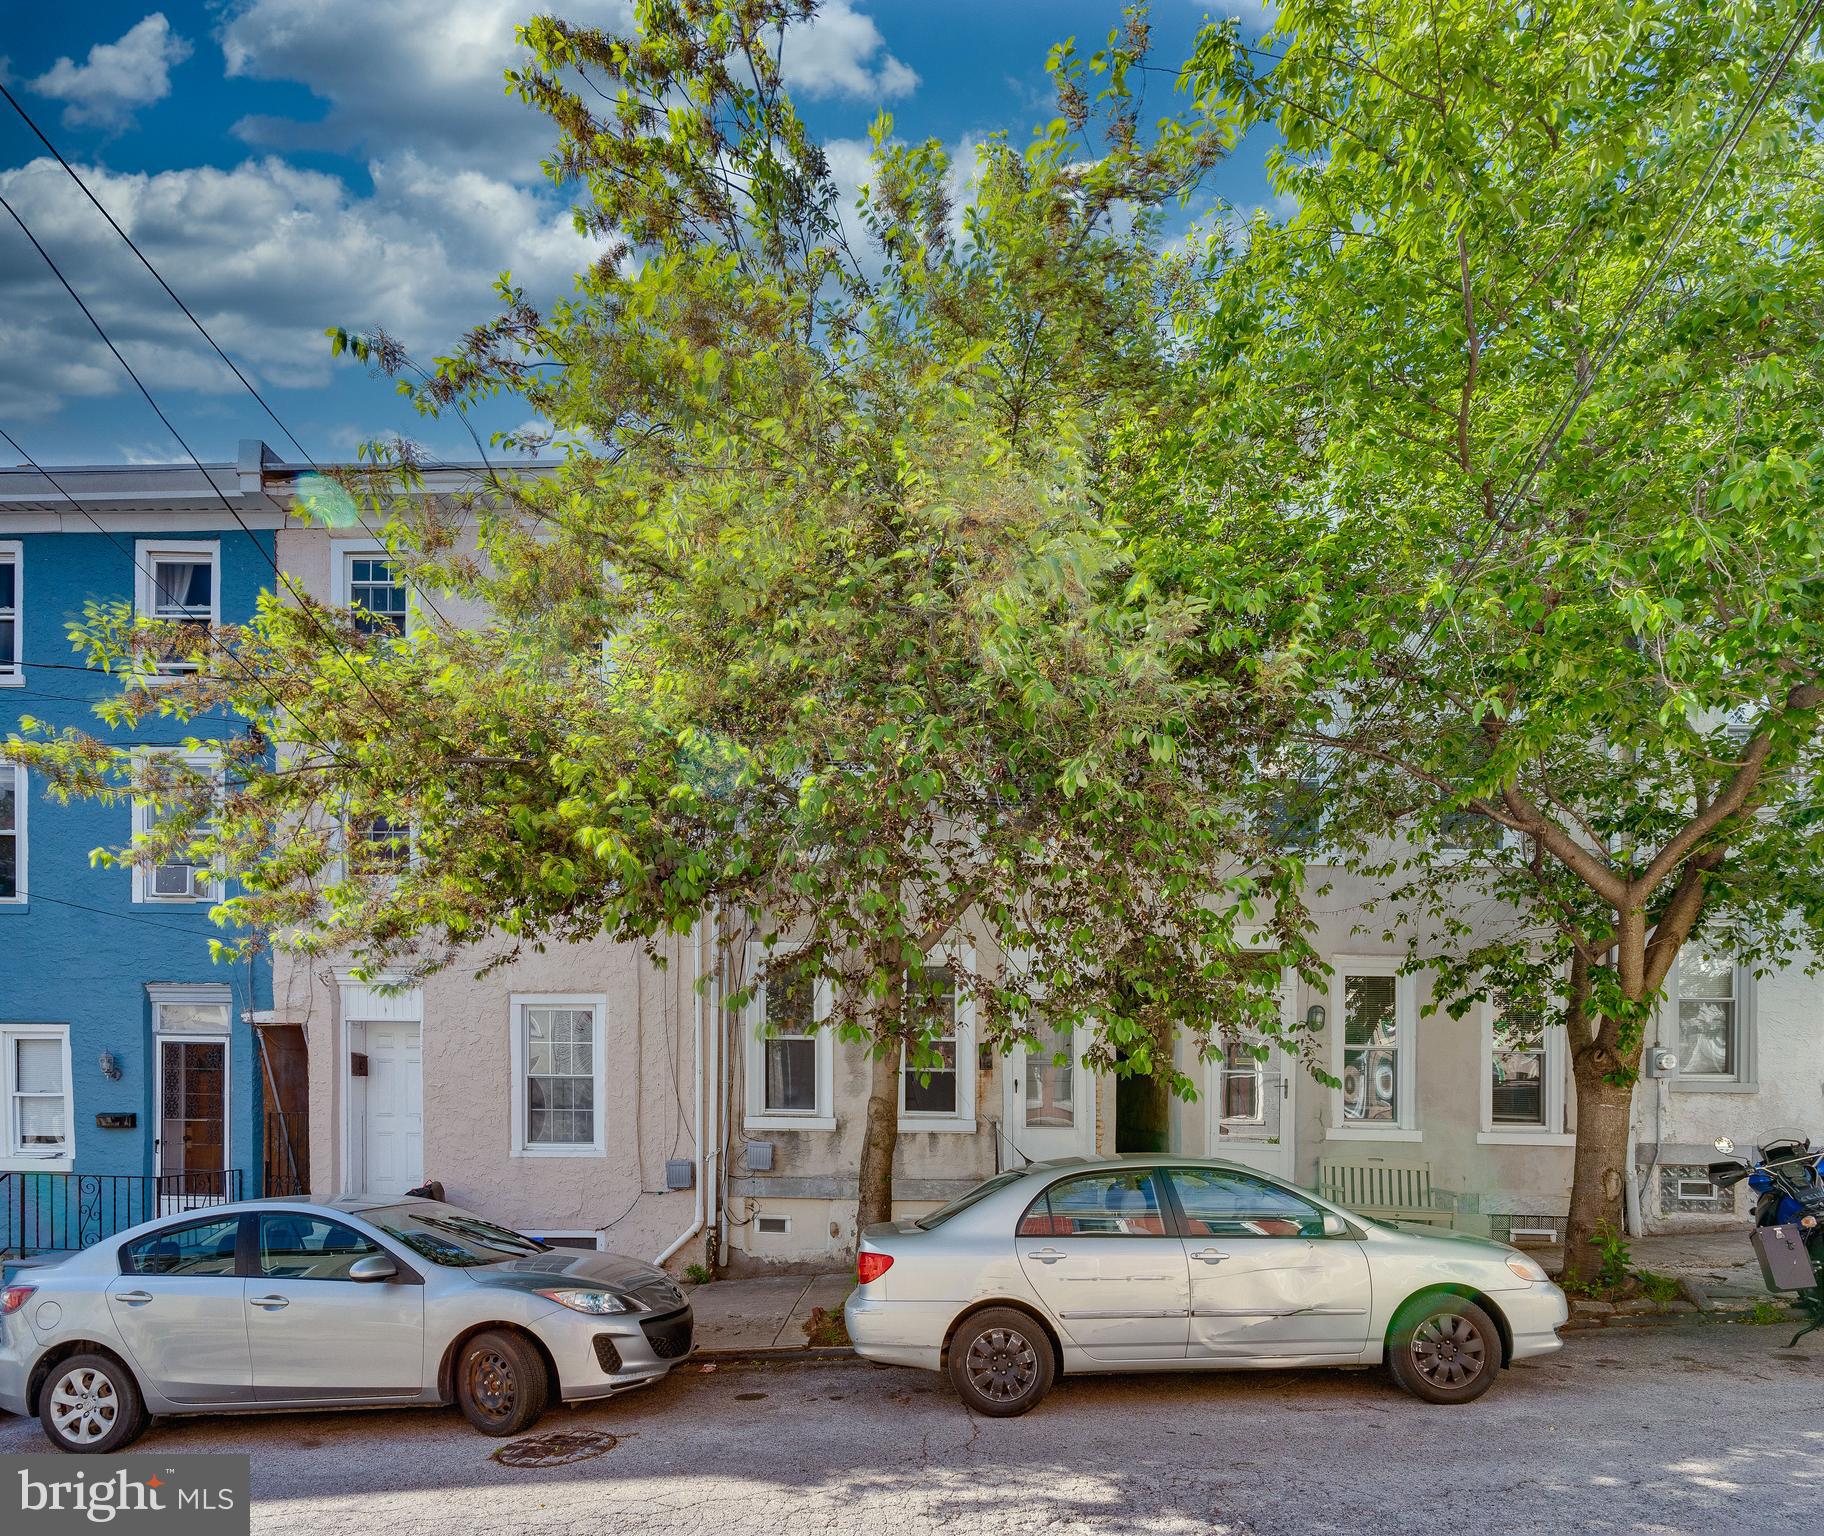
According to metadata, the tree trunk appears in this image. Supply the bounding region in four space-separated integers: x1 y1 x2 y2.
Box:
856 1041 902 1233
1562 1046 1636 1287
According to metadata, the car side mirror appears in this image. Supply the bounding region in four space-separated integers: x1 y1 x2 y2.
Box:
1321 1212 1349 1238
348 1253 399 1284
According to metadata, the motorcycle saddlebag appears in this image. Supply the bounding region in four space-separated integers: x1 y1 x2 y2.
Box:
1752 1224 1818 1292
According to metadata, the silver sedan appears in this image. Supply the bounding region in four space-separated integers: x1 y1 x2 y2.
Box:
845 1156 1567 1416
0 1196 693 1453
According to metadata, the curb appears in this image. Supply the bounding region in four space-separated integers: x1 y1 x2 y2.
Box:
689 1346 859 1366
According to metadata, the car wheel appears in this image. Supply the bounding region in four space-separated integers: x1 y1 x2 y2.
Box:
39 1353 149 1454
454 1329 550 1436
1386 1294 1502 1405
947 1307 1056 1418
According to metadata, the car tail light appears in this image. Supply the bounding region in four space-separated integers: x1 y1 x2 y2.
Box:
0 1285 36 1316
857 1251 893 1285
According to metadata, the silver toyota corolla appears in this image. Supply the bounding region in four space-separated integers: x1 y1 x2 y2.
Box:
845 1156 1568 1416
0 1196 693 1453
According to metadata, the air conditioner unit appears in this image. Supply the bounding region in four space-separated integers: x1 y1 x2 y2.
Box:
151 861 198 898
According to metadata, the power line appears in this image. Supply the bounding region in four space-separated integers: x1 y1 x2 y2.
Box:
0 191 406 736
0 79 466 634
0 424 362 777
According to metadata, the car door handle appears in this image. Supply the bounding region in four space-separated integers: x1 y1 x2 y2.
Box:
249 1294 290 1310
1189 1249 1230 1264
1026 1248 1065 1263
114 1290 153 1305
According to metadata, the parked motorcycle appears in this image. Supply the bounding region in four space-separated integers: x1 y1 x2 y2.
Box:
1708 1132 1824 1345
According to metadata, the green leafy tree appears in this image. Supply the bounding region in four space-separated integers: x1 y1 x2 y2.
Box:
12 2 1312 1231
1152 0 1824 1279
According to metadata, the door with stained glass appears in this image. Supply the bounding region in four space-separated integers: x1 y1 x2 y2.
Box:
157 1034 229 1210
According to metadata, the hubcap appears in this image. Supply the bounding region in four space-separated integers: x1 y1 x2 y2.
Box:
468 1349 518 1418
49 1367 119 1445
965 1327 1037 1403
1410 1313 1486 1388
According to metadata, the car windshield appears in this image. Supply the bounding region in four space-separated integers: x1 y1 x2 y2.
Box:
367 1203 551 1267
915 1170 1032 1230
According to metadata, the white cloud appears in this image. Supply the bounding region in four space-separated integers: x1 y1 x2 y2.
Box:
222 0 914 183
781 2 918 101
0 152 599 423
29 14 193 130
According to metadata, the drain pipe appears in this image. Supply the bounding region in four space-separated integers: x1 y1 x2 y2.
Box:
653 913 710 1267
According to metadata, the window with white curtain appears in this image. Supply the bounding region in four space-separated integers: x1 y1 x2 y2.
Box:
3 1024 71 1168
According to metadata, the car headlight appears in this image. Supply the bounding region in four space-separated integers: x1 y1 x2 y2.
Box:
536 1288 634 1315
1505 1253 1549 1283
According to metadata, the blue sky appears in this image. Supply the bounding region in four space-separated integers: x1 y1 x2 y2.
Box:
0 3 1278 467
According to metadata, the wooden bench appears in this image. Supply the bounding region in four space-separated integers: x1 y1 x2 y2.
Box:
1317 1156 1451 1226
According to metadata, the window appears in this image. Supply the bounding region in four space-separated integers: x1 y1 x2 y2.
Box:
899 949 976 1130
2 1023 71 1168
0 761 23 903
1261 777 1323 851
1675 945 1741 1079
120 1214 241 1277
1328 959 1417 1138
762 970 817 1113
347 555 408 635
0 541 20 685
1438 809 1500 856
134 540 219 676
1478 986 1569 1144
131 752 220 903
1165 1167 1328 1239
510 994 606 1156
742 947 835 1131
1018 1169 1170 1237
346 812 412 876
1342 974 1399 1124
257 1212 381 1281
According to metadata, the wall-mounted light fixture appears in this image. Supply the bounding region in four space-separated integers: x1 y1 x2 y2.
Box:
98 1051 124 1082
1305 1004 1326 1030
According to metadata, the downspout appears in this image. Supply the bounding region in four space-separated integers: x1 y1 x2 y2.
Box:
653 912 710 1266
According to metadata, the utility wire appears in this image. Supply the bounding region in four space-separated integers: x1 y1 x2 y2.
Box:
0 190 409 737
0 79 466 633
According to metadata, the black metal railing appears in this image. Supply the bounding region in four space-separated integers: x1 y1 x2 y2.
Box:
1 1170 245 1257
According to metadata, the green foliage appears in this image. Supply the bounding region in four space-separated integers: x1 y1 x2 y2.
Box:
6 2 1310 1117
683 1262 713 1287
1634 1270 1683 1306
1589 1220 1632 1293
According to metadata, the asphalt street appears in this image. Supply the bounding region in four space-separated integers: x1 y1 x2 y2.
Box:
3 1319 1820 1534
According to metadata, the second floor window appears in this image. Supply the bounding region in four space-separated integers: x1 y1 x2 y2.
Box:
135 541 219 675
347 555 408 635
0 762 21 902
0 542 19 683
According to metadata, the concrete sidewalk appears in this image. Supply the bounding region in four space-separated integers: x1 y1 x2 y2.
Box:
1537 1228 1765 1297
688 1271 853 1355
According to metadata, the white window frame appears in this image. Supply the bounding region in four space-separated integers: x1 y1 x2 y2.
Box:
509 993 608 1157
2 1022 74 1172
133 539 220 679
0 540 22 687
330 538 413 637
0 761 25 906
1477 996 1572 1146
131 749 222 904
1665 946 1756 1093
1327 955 1420 1141
898 940 977 1134
742 942 836 1132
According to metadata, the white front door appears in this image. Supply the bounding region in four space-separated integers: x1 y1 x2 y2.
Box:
361 1021 422 1196
1211 1039 1296 1183
1005 1024 1093 1163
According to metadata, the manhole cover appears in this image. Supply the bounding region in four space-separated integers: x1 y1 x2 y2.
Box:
492 1429 620 1468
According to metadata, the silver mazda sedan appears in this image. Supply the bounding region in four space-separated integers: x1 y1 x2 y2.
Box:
845 1156 1567 1416
0 1196 693 1453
